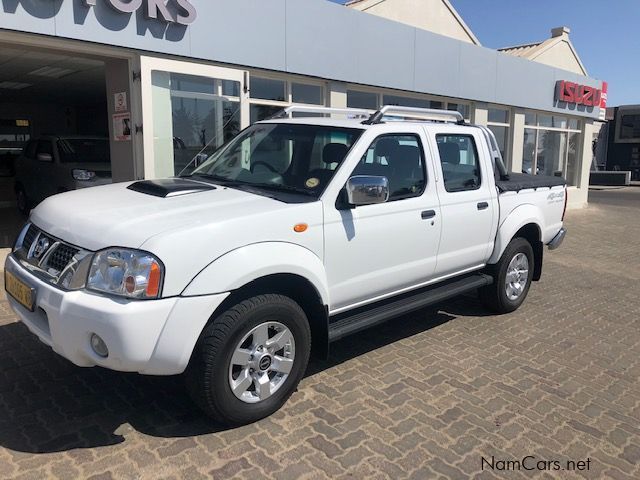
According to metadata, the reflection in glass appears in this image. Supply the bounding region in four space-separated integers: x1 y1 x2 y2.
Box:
291 83 323 105
347 90 378 110
250 77 286 102
383 95 432 109
566 131 579 186
536 130 566 177
525 112 536 125
488 125 508 166
250 104 282 124
522 128 536 174
488 108 509 124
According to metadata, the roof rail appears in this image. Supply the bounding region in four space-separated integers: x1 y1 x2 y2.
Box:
269 105 374 120
364 105 465 125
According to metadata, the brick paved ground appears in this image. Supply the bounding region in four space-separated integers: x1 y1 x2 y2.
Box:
1 188 639 479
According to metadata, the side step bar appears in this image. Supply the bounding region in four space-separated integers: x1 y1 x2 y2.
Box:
328 274 493 342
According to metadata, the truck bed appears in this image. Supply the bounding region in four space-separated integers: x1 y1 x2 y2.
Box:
496 173 566 193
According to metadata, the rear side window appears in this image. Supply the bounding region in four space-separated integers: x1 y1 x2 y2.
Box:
436 134 481 192
36 140 53 160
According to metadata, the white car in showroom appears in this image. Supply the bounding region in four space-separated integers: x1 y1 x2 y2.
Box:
5 106 567 425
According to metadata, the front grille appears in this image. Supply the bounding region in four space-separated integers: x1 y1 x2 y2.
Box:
46 244 80 272
15 225 91 290
22 224 38 252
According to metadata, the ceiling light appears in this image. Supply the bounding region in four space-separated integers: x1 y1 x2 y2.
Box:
29 66 76 78
0 81 32 90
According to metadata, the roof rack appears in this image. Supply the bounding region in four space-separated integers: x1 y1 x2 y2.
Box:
364 105 465 125
267 105 466 125
269 105 374 119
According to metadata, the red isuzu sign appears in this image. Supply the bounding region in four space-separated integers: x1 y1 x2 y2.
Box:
555 80 603 107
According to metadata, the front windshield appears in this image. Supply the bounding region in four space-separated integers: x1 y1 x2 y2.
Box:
189 123 363 196
58 138 110 164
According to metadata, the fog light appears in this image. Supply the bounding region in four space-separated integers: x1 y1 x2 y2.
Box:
90 333 109 358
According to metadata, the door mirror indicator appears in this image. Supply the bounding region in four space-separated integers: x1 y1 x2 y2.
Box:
346 175 389 206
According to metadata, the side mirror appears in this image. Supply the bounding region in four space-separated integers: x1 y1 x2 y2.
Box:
346 175 389 206
37 153 53 162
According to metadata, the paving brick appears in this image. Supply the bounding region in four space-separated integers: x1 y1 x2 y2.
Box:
1 189 640 478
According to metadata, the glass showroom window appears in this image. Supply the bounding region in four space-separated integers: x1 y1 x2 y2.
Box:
249 76 325 124
383 94 443 109
487 107 511 167
151 72 241 177
447 102 471 122
522 113 582 186
347 89 379 110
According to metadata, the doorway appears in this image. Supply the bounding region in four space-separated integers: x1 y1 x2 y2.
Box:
0 40 133 247
140 56 249 179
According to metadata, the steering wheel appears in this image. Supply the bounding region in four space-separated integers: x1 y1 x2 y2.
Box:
251 161 279 174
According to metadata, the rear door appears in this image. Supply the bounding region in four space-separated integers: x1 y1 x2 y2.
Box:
322 127 442 313
430 127 497 276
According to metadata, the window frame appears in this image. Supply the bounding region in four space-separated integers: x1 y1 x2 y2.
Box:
248 72 326 124
486 106 511 168
435 133 482 193
348 132 428 203
345 85 472 122
522 110 582 184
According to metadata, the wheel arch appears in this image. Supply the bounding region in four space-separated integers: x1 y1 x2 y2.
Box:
209 274 329 359
490 205 545 280
182 242 330 359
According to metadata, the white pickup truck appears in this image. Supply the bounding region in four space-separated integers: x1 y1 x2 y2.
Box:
5 106 567 425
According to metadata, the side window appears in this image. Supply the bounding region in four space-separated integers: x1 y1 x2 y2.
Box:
351 134 426 201
36 140 54 161
436 134 481 192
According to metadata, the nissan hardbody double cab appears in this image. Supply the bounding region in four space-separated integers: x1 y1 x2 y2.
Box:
5 106 567 425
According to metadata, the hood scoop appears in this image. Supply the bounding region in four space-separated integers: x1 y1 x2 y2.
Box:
127 178 216 198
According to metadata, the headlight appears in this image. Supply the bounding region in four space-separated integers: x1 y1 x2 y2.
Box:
13 223 31 252
73 169 96 181
87 249 164 299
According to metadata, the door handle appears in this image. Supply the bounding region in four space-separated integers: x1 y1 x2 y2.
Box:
477 202 489 211
421 210 436 219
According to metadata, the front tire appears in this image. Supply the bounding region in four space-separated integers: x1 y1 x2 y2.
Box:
480 237 534 314
186 294 311 426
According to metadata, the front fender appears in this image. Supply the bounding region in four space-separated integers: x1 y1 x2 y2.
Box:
488 204 544 264
181 242 330 305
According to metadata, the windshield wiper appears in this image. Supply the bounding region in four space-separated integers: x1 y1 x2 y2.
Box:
245 183 317 197
186 173 243 186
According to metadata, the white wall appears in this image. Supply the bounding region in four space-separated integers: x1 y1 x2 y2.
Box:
533 41 585 76
348 0 477 44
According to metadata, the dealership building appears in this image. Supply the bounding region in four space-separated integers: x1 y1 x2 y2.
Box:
0 0 606 208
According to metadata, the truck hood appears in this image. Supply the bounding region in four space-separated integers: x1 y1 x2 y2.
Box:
30 180 304 252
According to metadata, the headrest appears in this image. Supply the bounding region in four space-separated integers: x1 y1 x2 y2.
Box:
394 145 421 165
322 143 349 164
438 142 461 165
374 137 399 158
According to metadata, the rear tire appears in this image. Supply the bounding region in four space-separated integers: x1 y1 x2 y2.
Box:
185 294 311 426
480 237 534 314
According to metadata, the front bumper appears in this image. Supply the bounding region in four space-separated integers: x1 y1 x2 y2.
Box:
547 227 567 250
4 254 229 375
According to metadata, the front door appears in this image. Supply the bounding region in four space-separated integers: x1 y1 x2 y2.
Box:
140 57 249 179
323 130 442 313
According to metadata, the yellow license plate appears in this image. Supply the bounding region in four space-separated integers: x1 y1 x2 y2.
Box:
5 270 35 312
